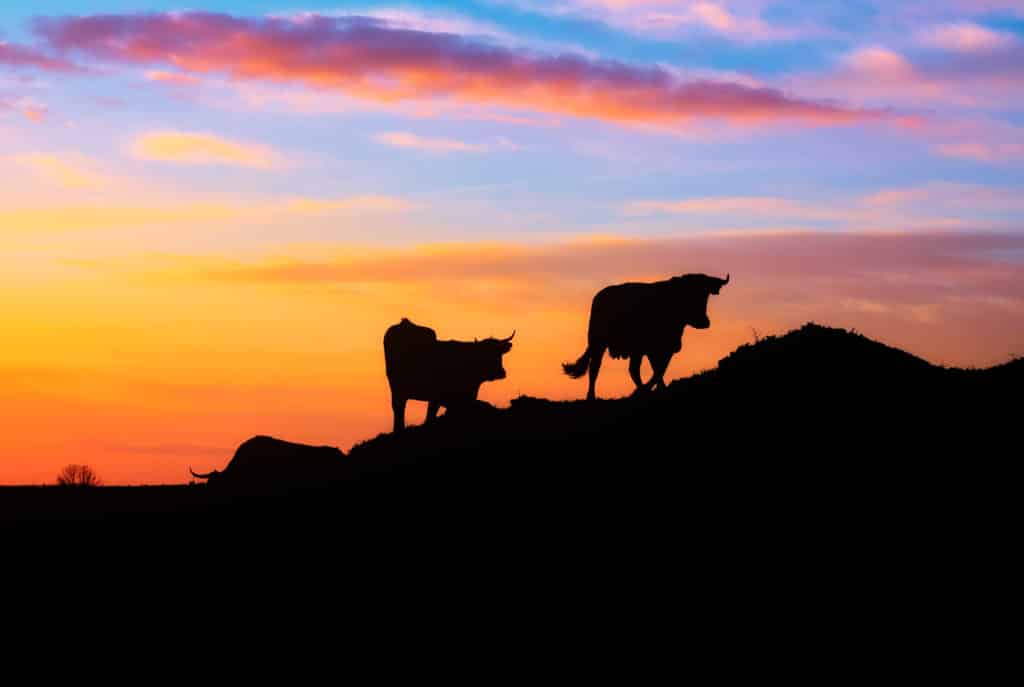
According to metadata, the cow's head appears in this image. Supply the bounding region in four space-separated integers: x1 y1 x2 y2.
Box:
675 273 729 329
473 332 515 381
189 466 224 486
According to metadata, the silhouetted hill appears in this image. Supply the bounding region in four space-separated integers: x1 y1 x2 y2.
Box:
340 322 1016 484
5 323 1018 532
717 322 936 380
9 323 1013 658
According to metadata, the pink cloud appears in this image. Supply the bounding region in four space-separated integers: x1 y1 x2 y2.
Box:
373 131 518 153
935 141 1024 163
949 1 1024 17
507 1 814 42
0 40 77 71
144 69 201 86
802 37 1024 110
624 196 848 222
0 96 48 123
910 116 1024 165
803 46 951 106
625 182 1024 228
33 12 873 127
917 22 1017 53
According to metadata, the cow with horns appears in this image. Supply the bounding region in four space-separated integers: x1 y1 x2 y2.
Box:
563 273 730 400
189 435 345 489
384 318 515 432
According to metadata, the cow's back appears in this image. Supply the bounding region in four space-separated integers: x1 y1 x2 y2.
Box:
384 318 441 395
384 318 437 374
223 436 344 486
590 281 682 358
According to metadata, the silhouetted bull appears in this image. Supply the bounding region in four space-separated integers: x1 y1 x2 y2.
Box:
189 435 344 488
384 318 514 432
563 273 729 400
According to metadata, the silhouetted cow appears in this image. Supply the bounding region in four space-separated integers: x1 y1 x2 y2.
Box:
384 318 514 432
189 435 344 488
563 273 729 400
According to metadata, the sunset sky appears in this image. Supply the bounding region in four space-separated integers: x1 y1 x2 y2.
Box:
2 1 1023 484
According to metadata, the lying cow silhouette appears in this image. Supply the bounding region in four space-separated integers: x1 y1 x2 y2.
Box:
563 273 729 400
189 435 345 488
384 318 514 432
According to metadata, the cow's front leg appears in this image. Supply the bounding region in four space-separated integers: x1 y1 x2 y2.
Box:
426 401 441 423
392 395 407 433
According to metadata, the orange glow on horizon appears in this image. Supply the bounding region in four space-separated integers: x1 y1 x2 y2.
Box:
2 232 1022 485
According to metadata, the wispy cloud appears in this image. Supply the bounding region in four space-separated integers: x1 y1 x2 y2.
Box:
503 0 812 42
799 38 1024 110
373 131 517 153
625 196 846 222
144 70 202 87
906 115 1024 166
0 95 47 123
131 130 278 168
34 12 873 127
934 141 1024 163
0 40 78 71
181 232 1024 300
11 153 107 189
282 195 417 215
917 22 1017 54
0 194 417 231
625 183 1024 227
344 7 523 46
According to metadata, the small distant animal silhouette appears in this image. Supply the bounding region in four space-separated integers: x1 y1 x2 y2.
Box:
189 435 344 488
563 273 730 400
384 318 515 432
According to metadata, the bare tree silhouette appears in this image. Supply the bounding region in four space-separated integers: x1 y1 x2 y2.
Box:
56 464 101 487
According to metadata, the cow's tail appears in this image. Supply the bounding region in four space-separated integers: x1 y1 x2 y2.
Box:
562 347 591 379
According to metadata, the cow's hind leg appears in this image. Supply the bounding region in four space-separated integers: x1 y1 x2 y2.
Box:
392 395 407 433
426 401 441 423
648 352 672 391
587 345 606 401
629 355 645 393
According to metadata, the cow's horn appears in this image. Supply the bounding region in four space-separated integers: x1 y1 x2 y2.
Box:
721 273 730 285
502 330 516 343
189 467 216 480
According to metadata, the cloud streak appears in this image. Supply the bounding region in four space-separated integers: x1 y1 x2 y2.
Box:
11 153 106 189
624 182 1024 227
373 131 517 153
33 12 873 127
805 38 1024 110
189 231 1024 298
131 131 278 168
0 95 47 123
0 194 417 231
0 40 77 71
917 22 1017 54
625 196 848 222
505 0 808 42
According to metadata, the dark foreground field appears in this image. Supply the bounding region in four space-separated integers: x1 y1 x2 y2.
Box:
4 324 1018 541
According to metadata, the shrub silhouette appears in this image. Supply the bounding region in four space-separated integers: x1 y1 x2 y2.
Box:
56 464 101 487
